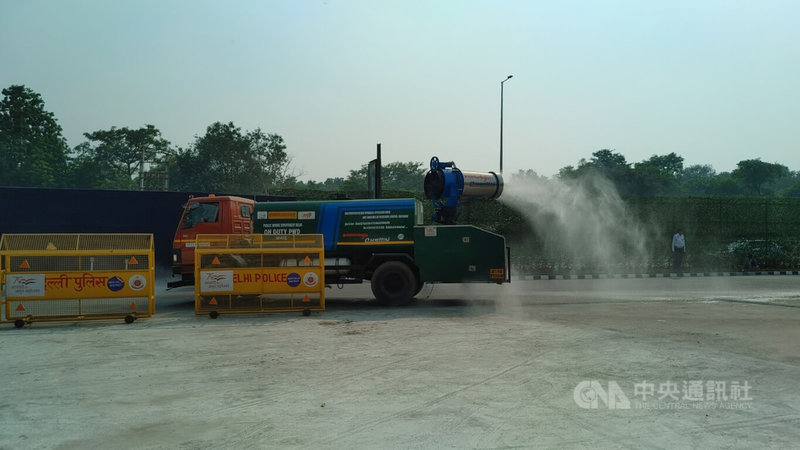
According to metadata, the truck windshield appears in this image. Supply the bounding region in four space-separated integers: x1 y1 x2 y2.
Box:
182 202 220 229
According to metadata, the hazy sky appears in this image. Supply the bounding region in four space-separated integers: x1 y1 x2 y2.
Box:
2 0 798 182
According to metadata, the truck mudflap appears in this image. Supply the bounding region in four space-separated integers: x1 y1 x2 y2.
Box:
505 245 512 283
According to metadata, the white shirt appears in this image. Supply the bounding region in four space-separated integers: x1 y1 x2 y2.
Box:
672 233 685 252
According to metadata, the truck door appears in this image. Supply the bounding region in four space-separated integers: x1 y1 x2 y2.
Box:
233 201 252 234
173 200 222 278
170 196 256 288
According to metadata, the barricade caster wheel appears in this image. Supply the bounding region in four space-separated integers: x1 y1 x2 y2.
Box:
124 315 136 324
14 319 25 328
209 311 220 319
302 308 311 317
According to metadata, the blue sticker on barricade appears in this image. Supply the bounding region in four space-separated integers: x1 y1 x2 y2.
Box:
287 273 301 287
108 276 125 292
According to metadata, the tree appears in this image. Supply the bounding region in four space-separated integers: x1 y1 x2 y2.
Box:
74 125 171 190
711 174 744 196
640 153 684 177
731 159 789 196
782 180 800 197
248 130 294 191
557 164 583 179
66 142 114 189
343 161 426 191
167 122 292 193
591 149 630 176
342 165 369 191
682 164 716 180
291 177 348 191
0 85 69 187
770 170 798 194
382 161 427 190
557 149 632 195
630 153 684 196
680 164 717 196
630 164 669 196
322 177 346 190
511 169 548 183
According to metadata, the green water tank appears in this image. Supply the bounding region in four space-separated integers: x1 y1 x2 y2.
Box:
413 225 509 283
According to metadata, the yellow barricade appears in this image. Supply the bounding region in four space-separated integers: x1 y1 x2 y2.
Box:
194 234 325 317
0 234 155 327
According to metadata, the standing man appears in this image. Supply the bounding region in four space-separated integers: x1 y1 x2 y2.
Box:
672 229 686 273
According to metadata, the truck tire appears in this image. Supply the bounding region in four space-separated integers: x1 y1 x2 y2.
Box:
371 261 417 306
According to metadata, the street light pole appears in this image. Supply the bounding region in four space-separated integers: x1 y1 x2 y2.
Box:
500 74 513 174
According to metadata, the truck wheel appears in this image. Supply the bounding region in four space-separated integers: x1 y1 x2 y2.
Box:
371 261 417 306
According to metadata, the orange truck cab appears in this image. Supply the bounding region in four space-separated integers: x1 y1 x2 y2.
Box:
168 195 254 288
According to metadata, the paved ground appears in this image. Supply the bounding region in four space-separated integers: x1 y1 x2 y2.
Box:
1 276 799 449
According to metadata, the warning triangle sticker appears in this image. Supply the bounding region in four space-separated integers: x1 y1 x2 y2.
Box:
209 297 218 305
129 301 138 309
16 304 25 311
303 256 311 264
128 256 139 265
46 242 57 250
211 257 221 265
302 295 310 303
19 259 30 269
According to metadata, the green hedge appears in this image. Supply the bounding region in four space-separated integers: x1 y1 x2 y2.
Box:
481 196 800 274
273 189 800 274
457 196 800 273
